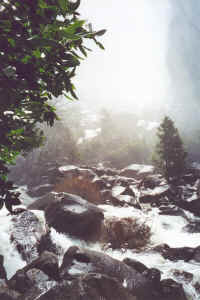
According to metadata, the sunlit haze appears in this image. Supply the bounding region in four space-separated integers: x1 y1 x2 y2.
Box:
74 0 172 111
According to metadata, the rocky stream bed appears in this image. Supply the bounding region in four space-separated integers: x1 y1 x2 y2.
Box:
1 163 200 299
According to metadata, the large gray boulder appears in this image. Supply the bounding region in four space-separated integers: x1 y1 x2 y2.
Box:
38 273 137 300
120 164 155 179
60 246 155 299
0 279 21 300
43 193 104 240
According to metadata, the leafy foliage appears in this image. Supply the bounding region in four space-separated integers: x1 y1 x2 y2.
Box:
153 116 187 181
0 0 105 211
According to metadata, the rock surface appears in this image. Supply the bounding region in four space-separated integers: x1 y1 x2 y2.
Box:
45 192 104 240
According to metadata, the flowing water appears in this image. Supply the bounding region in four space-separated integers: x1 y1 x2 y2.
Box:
1 186 200 299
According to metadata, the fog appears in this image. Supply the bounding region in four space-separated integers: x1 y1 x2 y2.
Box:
74 1 200 124
167 0 200 130
75 0 172 112
9 1 200 183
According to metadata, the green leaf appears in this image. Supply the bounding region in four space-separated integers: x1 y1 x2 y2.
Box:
64 20 85 35
63 93 75 101
79 45 87 57
33 49 41 58
95 41 105 50
38 0 48 9
8 38 15 47
58 0 68 12
22 55 32 64
94 29 107 36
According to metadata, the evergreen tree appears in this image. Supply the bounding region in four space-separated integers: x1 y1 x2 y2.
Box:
153 116 187 181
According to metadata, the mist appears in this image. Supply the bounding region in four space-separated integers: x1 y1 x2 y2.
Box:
167 0 200 129
75 0 172 113
9 1 200 182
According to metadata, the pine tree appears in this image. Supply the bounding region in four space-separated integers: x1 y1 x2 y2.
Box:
153 116 187 182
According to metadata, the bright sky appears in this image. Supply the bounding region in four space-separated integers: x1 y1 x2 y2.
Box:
74 0 172 111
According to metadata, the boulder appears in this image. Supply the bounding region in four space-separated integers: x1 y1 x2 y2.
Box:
140 185 170 204
183 221 200 233
121 186 135 197
101 217 151 249
28 184 54 197
60 246 154 299
120 164 155 179
182 173 197 185
123 258 148 273
193 245 200 262
54 167 105 205
141 175 164 189
153 244 194 261
172 269 193 283
101 190 123 206
8 269 35 294
45 193 104 240
8 251 60 293
28 193 55 211
159 278 187 300
177 199 200 217
37 230 61 256
10 210 48 263
159 205 187 218
0 279 21 300
20 276 56 300
0 255 7 280
37 273 137 300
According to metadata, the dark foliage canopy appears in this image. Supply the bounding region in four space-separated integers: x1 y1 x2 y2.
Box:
0 0 105 211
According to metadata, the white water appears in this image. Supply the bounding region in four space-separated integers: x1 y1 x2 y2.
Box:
1 188 200 298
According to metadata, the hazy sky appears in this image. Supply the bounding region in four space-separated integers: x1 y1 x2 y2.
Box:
74 0 172 111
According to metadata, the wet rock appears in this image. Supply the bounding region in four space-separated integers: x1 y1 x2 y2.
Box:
140 185 170 204
159 205 187 218
37 273 137 300
9 251 59 292
101 190 123 206
120 164 155 179
10 210 48 263
37 230 61 256
26 251 60 281
102 217 151 249
60 246 154 299
45 192 104 240
0 255 7 280
142 268 162 298
58 165 96 179
182 173 197 185
121 186 135 197
93 178 109 190
160 278 187 300
193 245 200 262
28 184 54 197
172 269 193 283
0 279 21 300
183 221 200 233
194 282 200 294
177 198 200 217
20 277 56 300
153 244 194 262
142 175 164 189
123 258 148 273
8 269 34 293
28 192 55 210
54 167 105 205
